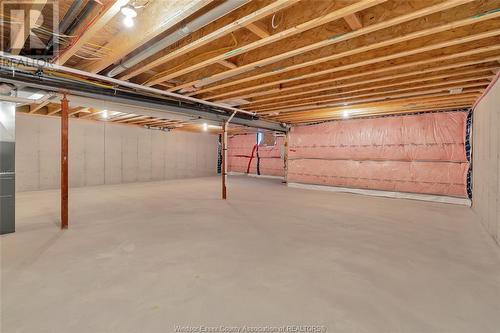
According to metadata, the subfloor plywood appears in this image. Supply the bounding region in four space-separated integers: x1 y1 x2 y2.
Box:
2 176 500 333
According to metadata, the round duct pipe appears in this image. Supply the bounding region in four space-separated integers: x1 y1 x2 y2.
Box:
105 0 249 78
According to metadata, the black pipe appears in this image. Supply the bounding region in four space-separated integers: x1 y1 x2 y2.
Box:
0 67 286 131
65 1 97 36
44 0 84 54
60 0 85 33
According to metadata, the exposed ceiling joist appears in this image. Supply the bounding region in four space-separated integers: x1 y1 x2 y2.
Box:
29 100 50 113
218 60 238 69
226 47 500 103
242 57 500 106
56 0 125 65
344 13 363 30
47 105 62 115
69 107 89 116
174 0 474 94
5 0 499 125
146 0 387 87
247 67 498 110
197 29 500 101
255 80 489 113
83 0 214 73
119 0 300 80
245 22 271 38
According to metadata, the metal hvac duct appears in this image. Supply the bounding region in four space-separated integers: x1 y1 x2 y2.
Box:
44 0 85 54
105 0 248 77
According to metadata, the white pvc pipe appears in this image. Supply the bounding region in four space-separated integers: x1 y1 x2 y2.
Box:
223 110 237 191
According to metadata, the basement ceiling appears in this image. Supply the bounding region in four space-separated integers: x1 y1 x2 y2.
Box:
3 0 500 127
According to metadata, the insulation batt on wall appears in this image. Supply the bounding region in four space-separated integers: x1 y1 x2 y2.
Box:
288 112 470 198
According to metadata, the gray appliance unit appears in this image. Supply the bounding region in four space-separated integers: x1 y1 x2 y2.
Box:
0 101 15 234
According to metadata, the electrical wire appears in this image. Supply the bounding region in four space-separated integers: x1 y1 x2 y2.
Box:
45 70 114 89
271 11 283 29
73 54 103 61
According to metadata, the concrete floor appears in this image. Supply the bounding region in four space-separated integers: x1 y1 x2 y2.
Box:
2 176 500 333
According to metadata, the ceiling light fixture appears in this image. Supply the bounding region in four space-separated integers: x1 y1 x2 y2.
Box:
203 123 208 131
121 4 137 18
343 110 349 118
121 4 137 28
102 110 108 119
123 16 134 28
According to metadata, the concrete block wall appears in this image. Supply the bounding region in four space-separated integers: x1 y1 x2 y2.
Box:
15 113 218 191
472 76 500 245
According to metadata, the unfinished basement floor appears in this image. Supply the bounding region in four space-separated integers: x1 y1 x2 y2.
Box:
2 176 500 333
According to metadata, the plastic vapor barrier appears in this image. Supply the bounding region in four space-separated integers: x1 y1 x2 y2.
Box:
288 112 469 198
228 134 284 177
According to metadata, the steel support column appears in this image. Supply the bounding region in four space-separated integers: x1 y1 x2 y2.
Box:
221 121 227 200
61 94 69 229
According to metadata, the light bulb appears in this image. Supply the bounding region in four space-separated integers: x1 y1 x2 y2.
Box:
121 4 137 18
203 123 208 131
123 16 134 28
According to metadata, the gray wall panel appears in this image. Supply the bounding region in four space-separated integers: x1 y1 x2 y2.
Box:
151 130 165 181
122 126 139 183
38 117 60 189
15 115 39 191
69 119 85 188
16 114 217 191
104 123 123 185
138 128 152 182
472 78 500 245
83 121 105 186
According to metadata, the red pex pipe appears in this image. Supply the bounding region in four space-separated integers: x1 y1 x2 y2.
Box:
246 144 258 174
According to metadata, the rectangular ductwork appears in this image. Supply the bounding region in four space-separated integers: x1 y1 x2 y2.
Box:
0 101 15 234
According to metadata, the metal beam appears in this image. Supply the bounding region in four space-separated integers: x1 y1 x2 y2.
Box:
0 69 287 132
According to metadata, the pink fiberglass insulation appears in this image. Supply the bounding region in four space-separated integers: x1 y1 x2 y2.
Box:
228 134 284 177
288 159 468 197
288 111 469 197
290 112 467 162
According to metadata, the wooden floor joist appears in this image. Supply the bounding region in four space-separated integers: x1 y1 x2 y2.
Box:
172 0 476 93
10 0 500 124
235 46 500 102
255 81 489 114
245 22 271 39
57 0 125 65
344 13 363 30
145 0 387 87
240 57 500 106
196 30 500 102
47 105 62 115
83 0 214 73
247 71 496 112
272 96 480 123
119 0 300 81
